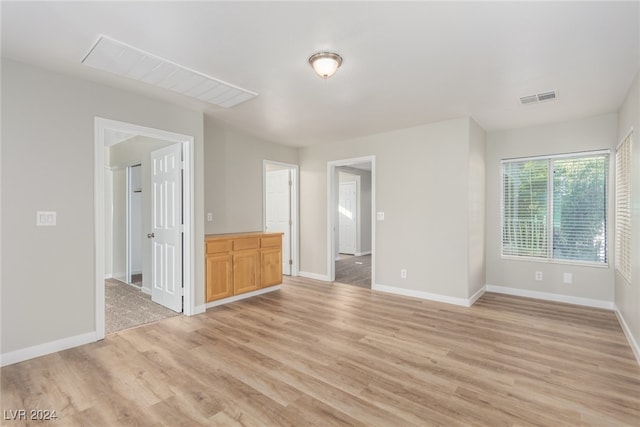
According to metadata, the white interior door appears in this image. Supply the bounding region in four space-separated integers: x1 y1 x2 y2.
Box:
266 168 291 275
150 144 182 312
339 181 357 254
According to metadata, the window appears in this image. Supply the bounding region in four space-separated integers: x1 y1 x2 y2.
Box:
615 132 632 283
502 151 609 265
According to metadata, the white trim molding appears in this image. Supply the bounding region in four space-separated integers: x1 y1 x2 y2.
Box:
193 305 207 315
372 284 482 307
468 286 486 306
1 332 97 367
485 284 615 310
615 308 640 365
299 271 331 282
204 286 282 309
355 251 372 257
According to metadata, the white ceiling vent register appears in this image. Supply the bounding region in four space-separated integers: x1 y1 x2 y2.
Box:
519 90 558 105
82 35 257 108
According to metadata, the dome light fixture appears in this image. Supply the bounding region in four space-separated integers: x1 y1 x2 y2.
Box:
308 52 343 79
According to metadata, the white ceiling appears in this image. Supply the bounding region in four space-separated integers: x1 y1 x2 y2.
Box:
2 1 638 147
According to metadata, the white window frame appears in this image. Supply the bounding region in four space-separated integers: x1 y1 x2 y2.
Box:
501 149 610 267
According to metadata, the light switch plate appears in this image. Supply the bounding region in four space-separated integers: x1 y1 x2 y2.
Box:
376 212 385 221
37 211 56 226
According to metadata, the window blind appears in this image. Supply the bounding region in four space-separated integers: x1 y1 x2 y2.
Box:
615 132 632 283
503 160 549 258
552 156 608 263
502 152 609 265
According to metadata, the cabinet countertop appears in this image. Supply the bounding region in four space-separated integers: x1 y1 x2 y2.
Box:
205 231 284 240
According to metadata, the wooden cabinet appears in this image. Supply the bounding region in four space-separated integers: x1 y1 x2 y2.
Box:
205 232 283 303
233 250 259 294
206 254 233 301
260 235 283 287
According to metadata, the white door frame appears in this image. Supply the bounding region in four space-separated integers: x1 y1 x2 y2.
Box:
327 156 376 284
126 163 142 285
125 164 132 284
94 117 195 340
263 160 299 276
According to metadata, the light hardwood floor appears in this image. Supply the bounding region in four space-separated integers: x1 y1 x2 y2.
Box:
335 254 371 288
2 276 639 426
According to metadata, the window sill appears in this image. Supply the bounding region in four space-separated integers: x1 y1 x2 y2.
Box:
500 255 609 269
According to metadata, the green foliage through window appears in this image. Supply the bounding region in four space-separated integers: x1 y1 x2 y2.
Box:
502 153 608 264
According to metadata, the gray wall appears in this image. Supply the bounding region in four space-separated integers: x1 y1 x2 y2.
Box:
616 71 640 352
485 113 617 302
1 59 205 354
298 117 484 300
204 117 298 235
109 168 127 282
468 119 487 297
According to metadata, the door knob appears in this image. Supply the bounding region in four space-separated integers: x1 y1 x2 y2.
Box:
147 233 155 239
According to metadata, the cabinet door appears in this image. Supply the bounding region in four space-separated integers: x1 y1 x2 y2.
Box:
233 251 259 294
261 247 282 287
206 254 233 302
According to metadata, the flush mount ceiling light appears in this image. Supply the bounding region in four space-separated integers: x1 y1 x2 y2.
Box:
82 35 257 108
308 52 343 79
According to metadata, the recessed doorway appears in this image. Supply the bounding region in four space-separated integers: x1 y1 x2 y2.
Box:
327 156 375 288
95 118 196 340
104 137 184 334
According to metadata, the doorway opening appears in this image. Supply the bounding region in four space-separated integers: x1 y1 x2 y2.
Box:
263 160 299 276
328 156 375 288
95 118 195 340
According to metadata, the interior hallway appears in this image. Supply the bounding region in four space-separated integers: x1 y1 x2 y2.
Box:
335 254 371 288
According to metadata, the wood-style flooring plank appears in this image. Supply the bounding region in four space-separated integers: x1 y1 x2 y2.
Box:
2 276 639 426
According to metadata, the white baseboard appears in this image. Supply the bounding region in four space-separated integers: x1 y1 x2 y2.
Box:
204 285 282 309
468 286 486 305
372 284 478 307
104 273 113 279
615 308 640 366
485 284 615 310
141 286 151 295
1 332 97 367
299 271 331 282
193 305 207 315
355 251 371 256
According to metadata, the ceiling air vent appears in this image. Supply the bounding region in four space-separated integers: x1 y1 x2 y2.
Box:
519 90 558 105
82 35 257 108
519 95 538 105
